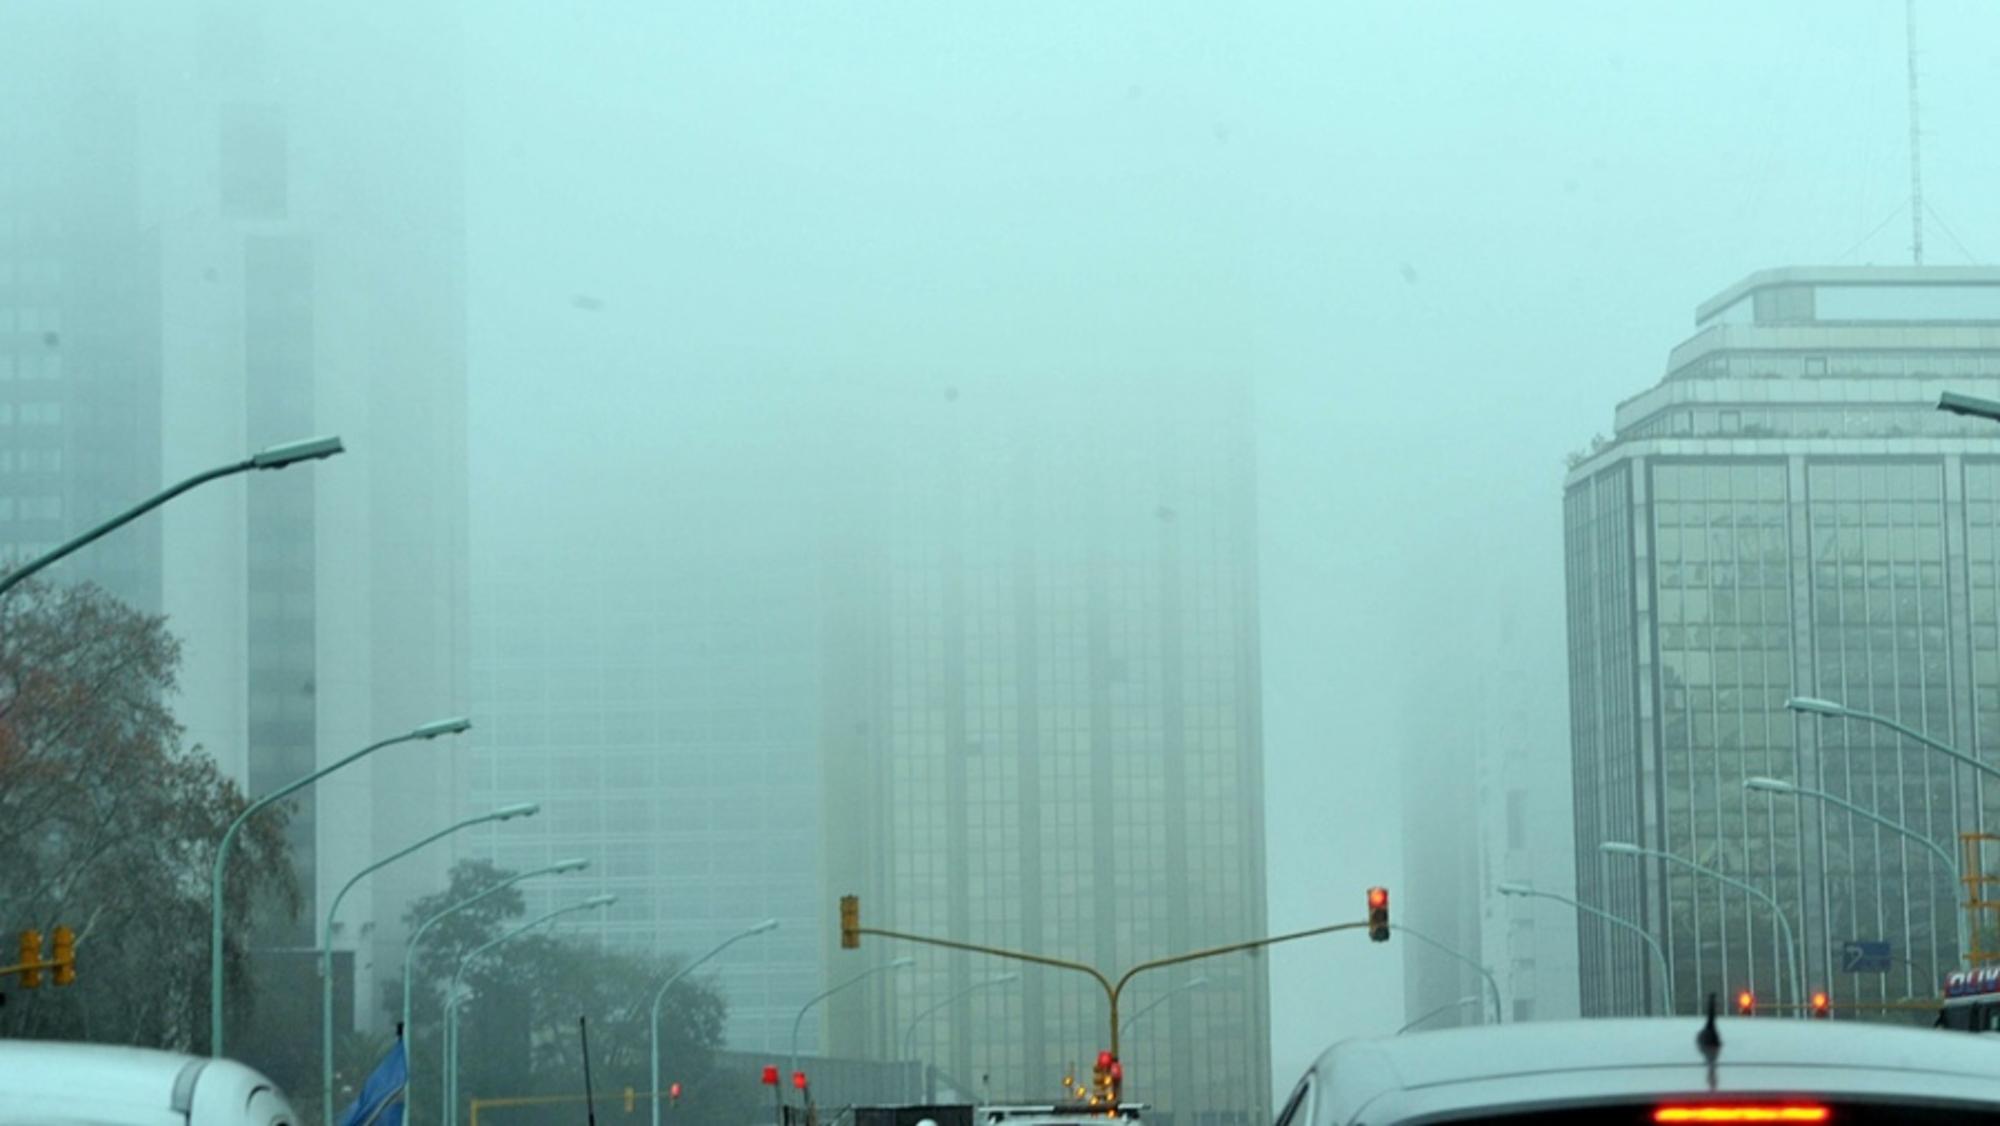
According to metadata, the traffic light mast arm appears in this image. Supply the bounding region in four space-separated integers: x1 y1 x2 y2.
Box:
851 926 1115 997
1109 921 1370 1055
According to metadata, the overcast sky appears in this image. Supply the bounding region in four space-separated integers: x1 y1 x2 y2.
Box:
461 0 2000 1095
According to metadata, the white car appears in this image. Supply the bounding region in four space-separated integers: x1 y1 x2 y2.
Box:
0 1040 296 1125
1281 1015 2000 1125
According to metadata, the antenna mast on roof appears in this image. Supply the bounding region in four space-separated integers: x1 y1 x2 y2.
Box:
1906 0 1925 265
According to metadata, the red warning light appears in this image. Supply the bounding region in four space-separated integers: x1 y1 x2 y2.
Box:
1735 990 1755 1016
1654 1107 1828 1123
1810 991 1830 1018
761 1065 779 1086
792 1071 808 1091
670 1082 682 1100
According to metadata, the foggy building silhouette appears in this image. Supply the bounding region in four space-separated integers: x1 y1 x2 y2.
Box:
817 375 1271 1126
1565 267 2000 1017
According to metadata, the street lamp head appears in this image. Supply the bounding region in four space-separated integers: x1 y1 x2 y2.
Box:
1744 777 1798 795
584 894 617 909
889 956 917 969
1600 841 1643 857
750 918 782 934
412 716 473 740
550 857 590 874
1939 390 2000 422
491 802 540 820
251 435 345 469
1495 882 1534 896
1785 696 1846 717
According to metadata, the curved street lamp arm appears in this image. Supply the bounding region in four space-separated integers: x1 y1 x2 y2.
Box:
649 922 779 1126
1392 922 1503 1026
1630 847 1801 1015
1508 887 1674 1016
1819 705 2000 782
0 460 248 599
1396 996 1481 1035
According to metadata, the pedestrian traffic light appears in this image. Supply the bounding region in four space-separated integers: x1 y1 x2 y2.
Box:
17 929 41 989
50 926 74 988
1367 887 1390 942
1811 991 1830 1019
840 895 860 949
1736 989 1755 1016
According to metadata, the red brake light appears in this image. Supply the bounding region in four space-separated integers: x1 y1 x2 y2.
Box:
1654 1107 1829 1123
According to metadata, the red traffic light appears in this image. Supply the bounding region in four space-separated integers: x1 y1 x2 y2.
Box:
670 1082 682 1100
1811 991 1830 1018
1368 887 1388 910
1096 1050 1114 1070
1735 990 1755 1016
793 1071 808 1091
1108 1061 1123 1080
761 1065 779 1086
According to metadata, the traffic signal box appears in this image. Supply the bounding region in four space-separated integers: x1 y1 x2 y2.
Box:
840 895 860 949
1089 1050 1121 1113
17 929 41 989
1367 887 1390 943
50 926 74 987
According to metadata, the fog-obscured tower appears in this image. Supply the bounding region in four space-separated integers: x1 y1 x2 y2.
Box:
820 375 1270 1126
1565 267 2000 1016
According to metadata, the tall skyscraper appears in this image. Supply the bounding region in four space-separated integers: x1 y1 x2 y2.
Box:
1 0 471 1053
1565 266 2000 1017
819 374 1270 1126
465 427 829 1051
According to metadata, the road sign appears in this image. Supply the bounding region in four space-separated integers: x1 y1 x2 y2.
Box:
1841 940 1892 973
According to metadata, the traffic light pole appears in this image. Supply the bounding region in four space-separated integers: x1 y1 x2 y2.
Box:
848 919 1370 1059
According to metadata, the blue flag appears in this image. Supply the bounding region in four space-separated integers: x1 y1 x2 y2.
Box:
338 1039 407 1126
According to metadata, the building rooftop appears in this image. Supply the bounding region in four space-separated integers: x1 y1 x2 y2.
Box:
1697 265 2000 327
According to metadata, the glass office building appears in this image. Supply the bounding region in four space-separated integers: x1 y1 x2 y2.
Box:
1565 266 2000 1017
818 375 1270 1126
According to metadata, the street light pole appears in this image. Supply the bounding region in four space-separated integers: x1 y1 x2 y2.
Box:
1391 922 1504 1025
1786 695 2000 783
648 920 781 1126
209 714 470 1057
1743 776 1968 971
1939 391 2000 424
0 435 343 599
790 958 916 1107
320 803 539 1126
403 857 591 1126
1116 975 1209 1040
901 973 1021 1101
1496 882 1674 1016
443 895 617 1126
1602 841 1803 1018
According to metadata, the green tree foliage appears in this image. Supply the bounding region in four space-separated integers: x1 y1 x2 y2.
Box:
0 575 299 1051
394 859 748 1126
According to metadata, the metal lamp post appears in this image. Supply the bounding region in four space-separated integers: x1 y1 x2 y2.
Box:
320 802 539 1125
209 714 471 1057
443 894 617 1126
901 972 1021 1101
1496 882 1674 1016
1602 840 1803 1018
647 919 781 1126
789 957 916 1106
1743 776 1968 970
401 857 591 1125
0 435 343 599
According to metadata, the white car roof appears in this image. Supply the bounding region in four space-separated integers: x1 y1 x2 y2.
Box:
1305 1018 2000 1125
0 1040 295 1125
